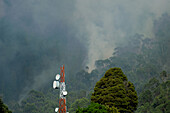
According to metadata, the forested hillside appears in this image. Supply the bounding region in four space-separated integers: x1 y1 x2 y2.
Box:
71 13 170 112
136 73 170 113
70 13 170 93
0 0 170 113
3 13 169 113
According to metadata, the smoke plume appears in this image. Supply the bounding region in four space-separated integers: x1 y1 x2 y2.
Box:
0 0 170 102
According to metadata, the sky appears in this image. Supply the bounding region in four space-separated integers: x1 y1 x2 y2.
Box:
0 0 170 101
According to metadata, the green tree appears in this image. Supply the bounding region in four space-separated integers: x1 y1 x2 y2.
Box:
91 68 138 113
76 102 120 113
0 98 12 113
138 90 153 105
160 71 169 82
136 73 170 113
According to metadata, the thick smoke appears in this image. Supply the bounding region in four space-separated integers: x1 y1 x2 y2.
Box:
0 0 86 101
72 0 170 70
0 0 170 102
0 0 5 18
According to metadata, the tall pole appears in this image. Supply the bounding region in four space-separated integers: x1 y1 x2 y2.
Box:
59 65 67 113
53 65 68 113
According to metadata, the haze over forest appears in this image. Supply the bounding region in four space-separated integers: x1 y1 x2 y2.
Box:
0 0 170 112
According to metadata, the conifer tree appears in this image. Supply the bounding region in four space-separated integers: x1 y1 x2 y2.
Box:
91 67 138 113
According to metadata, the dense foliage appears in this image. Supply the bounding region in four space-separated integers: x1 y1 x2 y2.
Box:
76 102 120 113
136 71 170 113
91 68 138 113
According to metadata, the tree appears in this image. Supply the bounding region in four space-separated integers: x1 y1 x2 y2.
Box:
76 102 120 113
0 98 12 113
136 74 170 113
143 77 160 91
91 67 138 113
160 71 169 82
138 90 153 105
